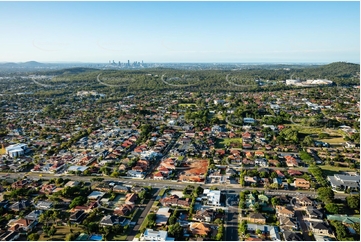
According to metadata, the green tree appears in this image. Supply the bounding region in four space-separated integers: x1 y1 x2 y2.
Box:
325 203 339 214
168 222 183 239
239 220 247 236
271 197 280 207
317 187 334 203
27 233 40 241
69 196 87 209
65 233 78 241
346 196 359 210
168 216 177 225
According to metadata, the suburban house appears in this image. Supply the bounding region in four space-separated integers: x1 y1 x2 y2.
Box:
294 178 310 189
156 207 171 226
310 222 333 236
113 185 129 193
193 209 213 223
283 231 303 241
203 189 221 206
24 210 43 222
296 196 314 207
125 193 138 205
8 218 37 233
36 201 53 210
114 204 134 216
279 217 298 231
244 213 266 224
100 215 127 226
327 174 360 191
140 229 174 241
69 210 87 224
246 223 281 241
189 222 211 237
9 200 31 211
245 193 257 209
306 206 323 219
276 206 294 218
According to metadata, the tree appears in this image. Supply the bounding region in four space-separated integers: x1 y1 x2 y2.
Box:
255 229 262 235
168 222 183 239
259 171 268 178
325 203 339 214
65 233 78 241
239 220 247 236
69 196 87 209
253 202 260 212
168 216 177 225
27 233 40 241
214 218 223 225
317 187 334 203
270 171 278 179
346 196 359 210
271 197 280 207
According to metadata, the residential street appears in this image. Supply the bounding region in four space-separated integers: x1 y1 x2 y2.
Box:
295 210 313 241
127 188 160 241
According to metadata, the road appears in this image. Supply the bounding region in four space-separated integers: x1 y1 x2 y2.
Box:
224 191 239 241
127 188 160 241
1 172 349 200
295 210 313 241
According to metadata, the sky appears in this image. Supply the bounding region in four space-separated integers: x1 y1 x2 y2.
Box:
0 1 360 63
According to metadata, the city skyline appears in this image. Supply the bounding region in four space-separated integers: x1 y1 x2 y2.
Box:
0 1 359 63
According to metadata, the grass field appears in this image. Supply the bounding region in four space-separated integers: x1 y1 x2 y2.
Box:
319 137 345 144
288 125 344 137
0 147 5 155
39 226 84 241
320 165 355 176
215 138 242 148
179 103 197 107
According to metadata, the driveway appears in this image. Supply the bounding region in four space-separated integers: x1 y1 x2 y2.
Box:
127 188 160 240
295 210 313 241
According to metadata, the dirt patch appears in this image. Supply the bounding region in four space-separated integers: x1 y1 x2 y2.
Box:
179 159 208 182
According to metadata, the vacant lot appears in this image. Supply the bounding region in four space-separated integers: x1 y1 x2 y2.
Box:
319 137 345 144
39 225 84 241
179 159 208 182
320 165 355 176
215 138 242 148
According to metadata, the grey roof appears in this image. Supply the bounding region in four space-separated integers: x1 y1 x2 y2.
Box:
312 222 329 230
283 231 303 241
249 213 266 220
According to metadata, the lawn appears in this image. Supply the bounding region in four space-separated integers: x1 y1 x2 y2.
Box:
179 103 197 107
131 208 143 222
113 234 128 240
139 216 149 232
320 165 355 176
158 188 167 197
215 138 242 148
319 137 345 144
39 225 83 241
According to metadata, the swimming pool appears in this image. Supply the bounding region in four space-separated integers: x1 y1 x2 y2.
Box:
89 234 103 241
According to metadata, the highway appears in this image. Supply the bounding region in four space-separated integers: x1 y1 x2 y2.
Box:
0 172 349 200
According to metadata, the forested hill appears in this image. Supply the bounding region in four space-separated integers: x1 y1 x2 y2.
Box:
307 62 359 78
295 62 360 85
34 67 100 75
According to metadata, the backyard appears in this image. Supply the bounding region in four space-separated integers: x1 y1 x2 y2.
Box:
215 138 242 148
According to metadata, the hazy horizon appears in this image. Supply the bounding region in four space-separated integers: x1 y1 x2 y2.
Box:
0 1 359 63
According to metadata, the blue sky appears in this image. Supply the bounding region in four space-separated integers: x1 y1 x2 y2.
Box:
0 1 359 63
